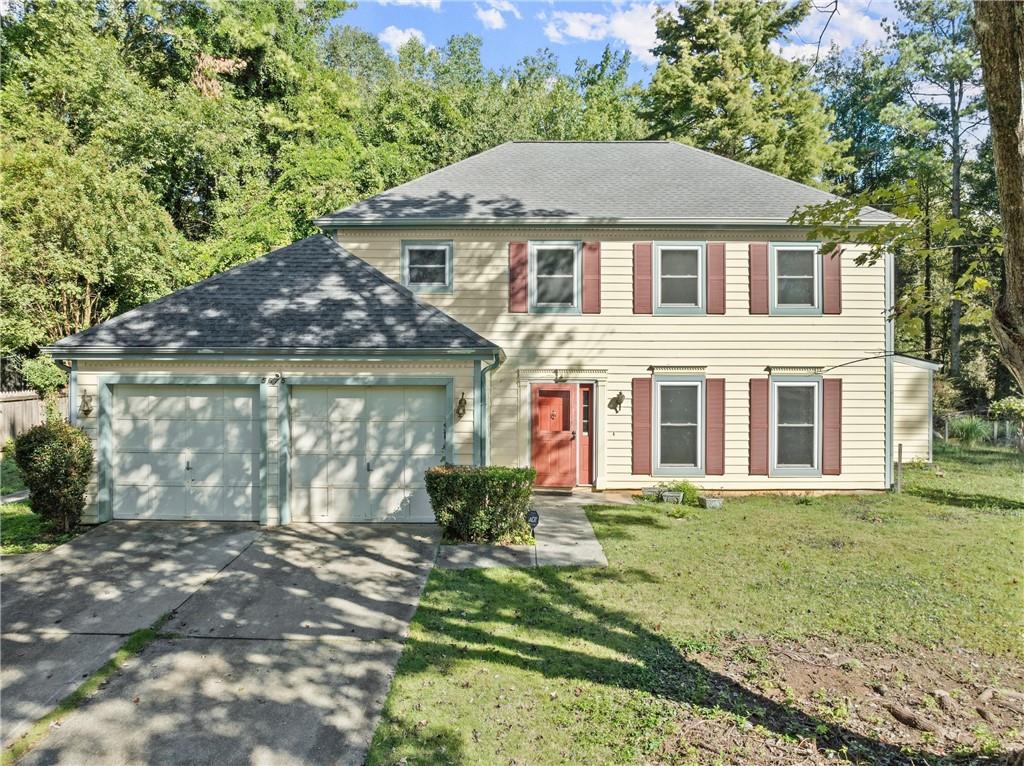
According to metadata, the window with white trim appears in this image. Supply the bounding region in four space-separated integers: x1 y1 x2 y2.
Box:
773 246 819 309
530 242 579 311
772 380 819 471
655 380 703 472
656 244 703 309
403 241 452 292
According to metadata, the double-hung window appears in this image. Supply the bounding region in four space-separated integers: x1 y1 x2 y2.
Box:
402 241 453 293
530 242 580 312
771 243 820 314
655 243 704 314
654 379 703 475
772 379 820 474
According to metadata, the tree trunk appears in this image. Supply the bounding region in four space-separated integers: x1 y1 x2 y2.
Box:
948 83 963 376
924 191 933 356
974 1 1024 392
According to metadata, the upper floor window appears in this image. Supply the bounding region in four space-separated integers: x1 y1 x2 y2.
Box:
771 244 820 314
654 379 703 475
530 241 580 313
772 379 820 475
402 241 453 293
655 243 704 314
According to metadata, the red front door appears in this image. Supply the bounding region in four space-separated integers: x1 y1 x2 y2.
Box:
531 385 576 487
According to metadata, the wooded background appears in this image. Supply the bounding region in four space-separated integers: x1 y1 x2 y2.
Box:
1 0 1015 412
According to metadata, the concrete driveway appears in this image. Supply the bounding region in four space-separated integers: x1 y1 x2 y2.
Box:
5 523 440 766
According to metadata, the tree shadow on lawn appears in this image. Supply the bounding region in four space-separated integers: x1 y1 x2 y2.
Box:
382 566 995 766
905 486 1024 513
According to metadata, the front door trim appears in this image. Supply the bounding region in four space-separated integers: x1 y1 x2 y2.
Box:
96 375 268 524
278 376 454 525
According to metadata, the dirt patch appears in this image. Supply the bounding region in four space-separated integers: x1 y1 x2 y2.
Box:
657 636 1024 765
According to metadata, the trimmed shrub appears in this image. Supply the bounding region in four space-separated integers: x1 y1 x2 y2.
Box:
949 415 989 447
13 420 93 532
425 465 536 544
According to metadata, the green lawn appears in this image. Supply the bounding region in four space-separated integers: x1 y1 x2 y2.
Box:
1 503 83 555
1 453 26 495
368 445 1024 765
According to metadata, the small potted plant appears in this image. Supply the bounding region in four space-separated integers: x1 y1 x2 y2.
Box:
661 490 684 504
641 487 662 500
698 493 723 510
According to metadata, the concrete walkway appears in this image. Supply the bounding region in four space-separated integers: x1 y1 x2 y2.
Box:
435 491 619 569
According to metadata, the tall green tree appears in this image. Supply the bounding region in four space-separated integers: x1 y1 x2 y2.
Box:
645 0 851 185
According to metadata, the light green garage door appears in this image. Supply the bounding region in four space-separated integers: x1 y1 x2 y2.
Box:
111 385 261 521
289 385 447 522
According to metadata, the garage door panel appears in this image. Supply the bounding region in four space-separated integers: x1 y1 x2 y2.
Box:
325 488 371 521
148 484 190 518
190 420 226 452
113 388 152 418
406 421 444 455
188 390 224 419
329 421 365 453
112 486 148 519
150 393 189 419
329 455 367 487
291 420 330 454
224 420 257 452
407 488 433 521
367 421 405 454
365 388 405 420
406 388 446 418
189 454 225 486
404 455 439 487
149 419 190 452
367 455 404 488
292 453 329 487
291 387 329 420
366 487 409 520
225 392 255 419
223 453 256 486
289 487 322 522
114 418 149 451
328 389 366 421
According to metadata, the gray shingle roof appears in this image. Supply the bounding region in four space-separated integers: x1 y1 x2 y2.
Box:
47 236 498 356
316 141 896 227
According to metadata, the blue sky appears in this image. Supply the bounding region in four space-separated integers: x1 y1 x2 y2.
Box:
340 0 898 81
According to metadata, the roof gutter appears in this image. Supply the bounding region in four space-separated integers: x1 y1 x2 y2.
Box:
315 215 902 230
42 346 501 362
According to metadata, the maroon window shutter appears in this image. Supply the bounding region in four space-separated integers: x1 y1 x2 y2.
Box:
749 378 769 475
582 241 601 314
823 247 843 315
508 241 528 313
749 243 769 315
822 378 842 475
705 378 725 475
633 242 653 314
632 377 652 475
707 242 726 315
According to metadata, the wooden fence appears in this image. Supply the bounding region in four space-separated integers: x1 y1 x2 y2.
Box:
0 391 69 446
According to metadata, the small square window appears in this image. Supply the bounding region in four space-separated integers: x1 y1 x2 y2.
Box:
654 380 704 475
530 242 580 312
771 244 820 313
772 380 820 474
402 241 452 292
655 243 705 313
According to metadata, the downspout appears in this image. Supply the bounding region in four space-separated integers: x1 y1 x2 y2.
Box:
479 352 504 466
884 249 895 489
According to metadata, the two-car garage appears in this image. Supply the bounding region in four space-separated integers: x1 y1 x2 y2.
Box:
107 381 451 524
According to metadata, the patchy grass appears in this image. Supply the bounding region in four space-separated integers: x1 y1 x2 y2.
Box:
1 503 83 555
1 454 26 495
367 447 1024 766
1 617 169 766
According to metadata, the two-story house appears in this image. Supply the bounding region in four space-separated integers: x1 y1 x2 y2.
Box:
47 141 937 526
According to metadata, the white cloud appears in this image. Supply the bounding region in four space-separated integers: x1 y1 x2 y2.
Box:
378 25 427 54
475 0 521 31
375 0 442 11
777 0 893 61
541 3 660 64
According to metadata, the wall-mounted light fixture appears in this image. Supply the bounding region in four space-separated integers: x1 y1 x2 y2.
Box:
609 391 625 413
78 392 94 418
455 392 467 419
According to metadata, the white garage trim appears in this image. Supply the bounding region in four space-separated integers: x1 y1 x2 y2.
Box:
278 376 454 524
97 375 268 523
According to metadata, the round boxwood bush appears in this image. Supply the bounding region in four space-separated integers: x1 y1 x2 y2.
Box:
425 465 536 544
13 420 94 532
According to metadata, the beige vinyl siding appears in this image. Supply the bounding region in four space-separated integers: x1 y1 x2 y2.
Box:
73 359 476 524
337 228 888 491
892 361 933 462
